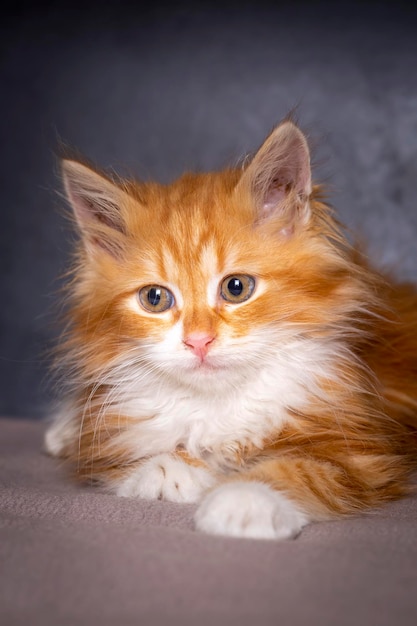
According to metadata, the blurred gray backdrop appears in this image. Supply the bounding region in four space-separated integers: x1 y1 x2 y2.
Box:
1 0 416 419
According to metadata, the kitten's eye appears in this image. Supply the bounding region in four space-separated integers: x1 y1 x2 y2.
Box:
220 275 256 303
138 285 175 313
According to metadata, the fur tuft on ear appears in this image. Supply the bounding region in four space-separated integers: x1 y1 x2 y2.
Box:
62 160 128 257
237 121 312 235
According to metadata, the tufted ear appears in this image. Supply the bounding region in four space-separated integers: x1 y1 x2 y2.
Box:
237 121 312 235
62 160 129 257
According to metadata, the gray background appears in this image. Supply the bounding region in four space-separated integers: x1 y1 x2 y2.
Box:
1 0 416 419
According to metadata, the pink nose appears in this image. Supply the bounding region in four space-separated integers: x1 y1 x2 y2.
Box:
183 333 215 359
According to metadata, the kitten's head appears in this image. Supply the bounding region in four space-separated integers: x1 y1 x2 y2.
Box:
61 121 362 392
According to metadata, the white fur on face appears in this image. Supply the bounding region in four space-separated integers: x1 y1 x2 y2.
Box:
77 322 341 468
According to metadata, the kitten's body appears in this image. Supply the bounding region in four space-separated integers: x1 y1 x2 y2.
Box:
46 121 417 539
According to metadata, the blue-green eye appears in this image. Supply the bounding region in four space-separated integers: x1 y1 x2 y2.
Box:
139 285 175 313
220 275 255 303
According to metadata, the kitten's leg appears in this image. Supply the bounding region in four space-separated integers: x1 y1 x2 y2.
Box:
114 451 216 503
195 481 308 540
44 402 79 458
195 456 367 540
45 408 215 501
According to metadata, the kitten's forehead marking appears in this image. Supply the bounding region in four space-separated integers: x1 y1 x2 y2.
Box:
161 237 225 308
201 243 224 308
197 241 241 309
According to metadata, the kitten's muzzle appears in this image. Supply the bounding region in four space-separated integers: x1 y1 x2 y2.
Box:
183 333 216 361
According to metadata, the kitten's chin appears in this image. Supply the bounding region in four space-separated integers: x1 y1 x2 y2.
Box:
192 358 223 372
151 351 249 390
163 355 230 389
185 358 226 376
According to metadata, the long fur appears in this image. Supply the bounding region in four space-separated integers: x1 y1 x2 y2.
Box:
45 121 417 538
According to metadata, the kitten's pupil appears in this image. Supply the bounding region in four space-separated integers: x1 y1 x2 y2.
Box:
148 287 161 306
228 278 243 296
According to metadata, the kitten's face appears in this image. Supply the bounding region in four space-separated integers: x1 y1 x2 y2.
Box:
92 174 287 387
74 173 344 392
64 122 356 390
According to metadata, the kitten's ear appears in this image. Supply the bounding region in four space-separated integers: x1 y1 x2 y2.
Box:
61 159 128 257
237 121 312 234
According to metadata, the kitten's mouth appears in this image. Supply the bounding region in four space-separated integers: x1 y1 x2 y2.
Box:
190 356 223 372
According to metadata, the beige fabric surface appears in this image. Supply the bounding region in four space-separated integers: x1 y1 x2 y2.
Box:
1 417 417 626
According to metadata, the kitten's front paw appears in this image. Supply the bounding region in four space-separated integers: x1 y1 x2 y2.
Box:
116 453 215 503
195 482 308 540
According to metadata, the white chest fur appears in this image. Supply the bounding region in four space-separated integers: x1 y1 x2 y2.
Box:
111 336 337 466
46 336 339 467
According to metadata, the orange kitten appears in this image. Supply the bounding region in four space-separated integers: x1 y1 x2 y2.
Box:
45 120 417 539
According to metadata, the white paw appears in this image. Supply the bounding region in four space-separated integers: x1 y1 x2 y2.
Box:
195 481 308 540
116 453 215 503
44 410 78 457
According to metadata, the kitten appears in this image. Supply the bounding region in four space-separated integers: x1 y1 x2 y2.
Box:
45 120 417 540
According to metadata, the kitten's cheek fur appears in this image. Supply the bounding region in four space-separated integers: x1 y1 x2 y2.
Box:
115 453 216 503
195 482 309 540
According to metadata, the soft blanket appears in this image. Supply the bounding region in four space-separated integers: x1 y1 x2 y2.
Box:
1 417 416 626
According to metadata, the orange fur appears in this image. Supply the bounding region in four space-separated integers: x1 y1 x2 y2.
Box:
48 120 417 530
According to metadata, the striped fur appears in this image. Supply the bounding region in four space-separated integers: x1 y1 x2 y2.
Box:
45 121 417 539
